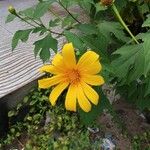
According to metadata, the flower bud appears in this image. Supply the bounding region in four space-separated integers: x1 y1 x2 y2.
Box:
8 5 16 15
101 0 114 6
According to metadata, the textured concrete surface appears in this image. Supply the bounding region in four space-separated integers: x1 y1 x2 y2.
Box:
0 0 64 100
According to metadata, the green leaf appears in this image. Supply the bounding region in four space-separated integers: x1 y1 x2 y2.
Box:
78 89 110 126
145 78 150 97
33 34 58 62
136 31 150 42
8 110 15 117
95 3 107 13
17 103 22 110
27 116 32 121
12 29 33 50
29 100 37 106
128 49 145 82
5 14 16 23
143 39 150 76
142 14 150 27
64 30 85 51
32 27 47 35
77 24 98 35
136 85 150 110
138 3 149 18
115 0 127 11
33 0 55 19
137 97 150 110
81 34 109 62
19 6 35 18
77 0 93 13
49 19 60 27
98 21 129 42
62 15 77 28
23 96 29 103
112 44 142 79
112 38 150 82
134 33 150 76
60 0 78 7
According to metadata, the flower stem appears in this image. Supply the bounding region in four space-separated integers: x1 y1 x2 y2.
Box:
48 8 64 22
23 15 43 27
57 0 81 24
16 14 37 28
111 4 139 44
15 13 64 36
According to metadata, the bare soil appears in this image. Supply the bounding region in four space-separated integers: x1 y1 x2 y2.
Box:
97 100 150 150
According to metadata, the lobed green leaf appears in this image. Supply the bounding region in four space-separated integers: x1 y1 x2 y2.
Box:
5 14 16 23
12 29 33 50
33 0 56 19
33 34 58 62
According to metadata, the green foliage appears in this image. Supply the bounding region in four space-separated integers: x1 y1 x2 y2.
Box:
117 0 150 25
62 14 77 27
12 29 33 50
33 0 55 19
5 14 16 23
112 44 143 80
132 132 150 150
98 21 130 42
64 30 85 51
49 18 60 27
0 88 102 150
19 6 35 19
33 34 58 62
6 0 150 123
142 14 150 27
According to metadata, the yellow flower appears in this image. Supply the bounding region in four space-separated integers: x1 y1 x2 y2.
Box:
38 43 104 112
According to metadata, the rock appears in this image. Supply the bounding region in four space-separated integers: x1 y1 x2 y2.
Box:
101 138 116 150
87 127 99 134
44 111 51 126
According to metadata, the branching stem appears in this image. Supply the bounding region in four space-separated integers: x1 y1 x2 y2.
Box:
16 14 37 28
57 0 81 24
15 13 64 36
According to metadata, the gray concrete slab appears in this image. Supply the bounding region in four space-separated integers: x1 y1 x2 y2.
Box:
0 0 64 99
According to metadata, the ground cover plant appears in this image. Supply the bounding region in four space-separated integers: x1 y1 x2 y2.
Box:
0 87 149 149
2 0 150 149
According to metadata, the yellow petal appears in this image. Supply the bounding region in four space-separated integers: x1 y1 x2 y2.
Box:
81 61 102 75
81 82 99 105
77 84 91 112
52 53 63 67
49 82 69 106
77 51 99 69
38 75 63 89
39 65 60 74
82 75 105 86
62 43 76 68
65 84 77 112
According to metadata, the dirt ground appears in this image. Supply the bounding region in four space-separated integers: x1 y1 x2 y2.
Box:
97 100 150 150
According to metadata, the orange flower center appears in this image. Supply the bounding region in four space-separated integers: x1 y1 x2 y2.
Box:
65 69 80 84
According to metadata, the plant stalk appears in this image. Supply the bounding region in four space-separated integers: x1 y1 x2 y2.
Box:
58 0 81 24
16 14 37 28
111 4 139 44
15 13 64 36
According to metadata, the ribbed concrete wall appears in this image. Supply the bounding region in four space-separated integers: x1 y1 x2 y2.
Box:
0 0 65 99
